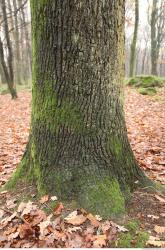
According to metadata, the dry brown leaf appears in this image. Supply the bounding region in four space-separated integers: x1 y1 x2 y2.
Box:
8 232 19 241
18 201 37 216
0 209 5 219
31 210 47 226
155 195 165 203
6 199 17 209
1 211 17 225
93 235 107 247
19 223 34 239
65 214 86 226
147 214 159 219
147 239 165 247
66 234 83 248
53 202 64 216
39 195 49 204
67 226 82 233
154 225 165 234
86 213 100 227
39 214 52 238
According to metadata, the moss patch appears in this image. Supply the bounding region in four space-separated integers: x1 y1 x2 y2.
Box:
118 219 149 248
79 177 125 218
127 75 165 96
138 87 157 96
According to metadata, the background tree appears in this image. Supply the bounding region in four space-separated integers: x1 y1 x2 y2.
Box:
150 0 165 75
129 0 139 77
8 0 151 218
0 0 17 98
0 0 31 96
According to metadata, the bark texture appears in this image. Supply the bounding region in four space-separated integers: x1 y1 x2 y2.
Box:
10 0 151 217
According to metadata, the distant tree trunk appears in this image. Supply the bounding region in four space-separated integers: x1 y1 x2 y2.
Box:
0 38 17 97
135 46 140 75
150 0 165 76
13 0 23 85
0 63 7 84
18 0 32 82
129 0 139 77
9 0 151 218
141 44 147 75
1 0 17 99
151 0 158 75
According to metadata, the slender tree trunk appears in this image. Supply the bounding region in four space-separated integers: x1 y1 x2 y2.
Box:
1 0 17 99
17 0 32 82
9 0 151 218
129 0 139 77
141 46 147 75
151 0 158 75
0 38 17 97
0 63 7 84
13 0 23 85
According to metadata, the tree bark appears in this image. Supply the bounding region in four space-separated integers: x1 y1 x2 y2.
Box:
9 0 151 217
129 0 139 77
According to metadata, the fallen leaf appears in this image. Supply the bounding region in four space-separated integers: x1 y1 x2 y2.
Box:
6 199 17 209
0 209 5 219
95 214 102 221
93 235 107 247
19 223 34 239
39 195 49 204
53 202 64 216
39 214 52 238
67 226 82 233
1 212 17 225
147 239 165 247
154 225 165 234
8 232 19 241
18 201 37 216
155 195 165 203
147 214 159 219
31 210 47 226
65 214 86 226
86 213 100 227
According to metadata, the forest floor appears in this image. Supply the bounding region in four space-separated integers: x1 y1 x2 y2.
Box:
0 87 165 247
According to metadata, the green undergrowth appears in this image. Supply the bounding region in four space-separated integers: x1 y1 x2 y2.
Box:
0 84 31 95
117 219 149 248
127 75 165 96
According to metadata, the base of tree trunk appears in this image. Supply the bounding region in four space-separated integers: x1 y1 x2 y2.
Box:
6 142 153 218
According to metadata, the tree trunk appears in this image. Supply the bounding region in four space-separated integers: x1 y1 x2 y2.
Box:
1 0 17 99
13 0 23 85
129 0 139 77
151 0 158 76
141 45 147 75
9 0 151 217
0 63 7 84
17 0 32 82
0 38 17 97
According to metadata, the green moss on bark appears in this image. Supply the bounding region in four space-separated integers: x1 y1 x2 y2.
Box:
79 177 125 218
